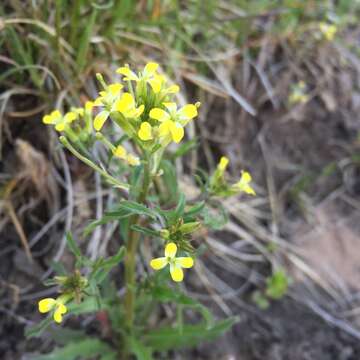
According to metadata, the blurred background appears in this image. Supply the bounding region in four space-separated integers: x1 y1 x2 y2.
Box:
1 1 360 359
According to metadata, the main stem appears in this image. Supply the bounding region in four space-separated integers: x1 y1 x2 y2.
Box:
124 161 151 334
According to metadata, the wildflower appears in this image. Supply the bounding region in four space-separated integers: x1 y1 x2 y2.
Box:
114 93 144 119
113 145 140 166
42 110 77 132
38 297 68 323
232 171 256 195
116 62 159 82
94 91 143 131
138 122 153 141
289 81 309 104
218 156 229 172
148 74 180 95
149 102 198 143
93 83 124 131
150 242 194 282
319 22 337 41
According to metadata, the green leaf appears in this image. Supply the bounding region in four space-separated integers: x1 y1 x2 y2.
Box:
144 317 238 351
131 225 160 237
129 337 154 360
83 209 132 236
118 200 159 220
184 201 205 220
90 246 126 284
170 138 198 159
67 297 103 315
25 316 53 338
32 338 116 360
65 232 81 258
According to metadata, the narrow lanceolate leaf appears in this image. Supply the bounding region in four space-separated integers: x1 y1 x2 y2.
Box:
25 316 53 338
31 338 116 360
117 200 159 220
144 317 239 351
130 225 160 237
65 232 81 258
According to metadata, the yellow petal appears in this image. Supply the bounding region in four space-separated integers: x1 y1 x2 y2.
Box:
93 111 109 131
169 122 184 143
158 120 171 138
150 257 168 270
38 298 56 313
176 257 194 268
138 122 153 141
143 62 159 77
115 93 135 113
218 156 229 171
235 171 256 195
162 102 177 113
166 85 180 94
53 303 67 324
170 264 184 282
51 110 62 118
178 104 197 120
64 112 77 122
113 145 127 159
42 114 53 124
127 154 140 166
148 77 163 93
165 242 177 258
149 108 170 122
108 83 123 97
116 67 139 81
85 101 94 112
94 97 103 106
55 122 66 132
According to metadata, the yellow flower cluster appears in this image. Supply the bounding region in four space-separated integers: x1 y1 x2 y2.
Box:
38 297 68 323
211 156 256 196
42 62 199 167
319 22 337 41
289 81 309 105
150 242 194 282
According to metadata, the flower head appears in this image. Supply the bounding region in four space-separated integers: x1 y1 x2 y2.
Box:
319 22 337 41
38 297 68 323
113 144 140 166
116 62 159 82
232 171 256 195
150 242 194 282
149 102 198 143
218 156 229 172
42 110 77 132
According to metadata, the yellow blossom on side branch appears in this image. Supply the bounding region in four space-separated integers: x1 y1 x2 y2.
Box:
38 297 68 324
150 242 194 282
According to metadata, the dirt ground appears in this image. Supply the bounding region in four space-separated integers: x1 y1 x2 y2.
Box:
1 30 360 360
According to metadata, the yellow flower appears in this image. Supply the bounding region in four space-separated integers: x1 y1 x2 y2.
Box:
148 74 180 94
116 62 159 82
150 242 194 282
233 171 256 195
319 22 337 41
113 145 140 166
218 156 229 172
149 102 198 143
114 93 144 118
138 122 153 141
93 83 124 131
38 297 67 324
42 110 77 132
113 145 127 159
127 154 140 166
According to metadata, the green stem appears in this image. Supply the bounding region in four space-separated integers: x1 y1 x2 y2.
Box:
124 160 151 335
59 136 129 190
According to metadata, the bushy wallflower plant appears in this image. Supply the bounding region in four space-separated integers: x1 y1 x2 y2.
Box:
30 63 256 359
